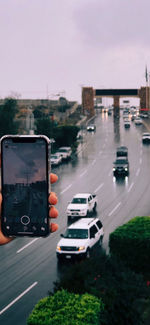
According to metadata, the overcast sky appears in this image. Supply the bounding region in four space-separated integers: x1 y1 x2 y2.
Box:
0 0 150 104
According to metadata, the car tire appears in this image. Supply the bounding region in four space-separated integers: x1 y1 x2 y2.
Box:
86 210 90 217
67 215 72 222
86 248 90 259
99 236 103 246
93 203 97 213
57 256 63 264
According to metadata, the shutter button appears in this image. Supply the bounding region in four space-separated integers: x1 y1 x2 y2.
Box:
21 215 30 225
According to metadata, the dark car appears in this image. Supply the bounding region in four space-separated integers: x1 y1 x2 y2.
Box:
142 133 150 144
113 157 129 176
116 146 128 158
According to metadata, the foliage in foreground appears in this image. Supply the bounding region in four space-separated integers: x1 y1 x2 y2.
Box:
109 216 150 274
27 289 104 325
54 250 148 325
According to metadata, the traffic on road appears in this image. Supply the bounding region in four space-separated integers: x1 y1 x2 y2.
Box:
1 107 150 325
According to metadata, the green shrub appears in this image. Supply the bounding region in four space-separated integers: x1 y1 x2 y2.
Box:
109 216 150 274
54 250 147 325
27 289 104 325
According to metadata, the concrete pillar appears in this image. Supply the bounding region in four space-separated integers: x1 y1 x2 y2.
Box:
138 87 150 110
82 87 94 117
113 95 120 117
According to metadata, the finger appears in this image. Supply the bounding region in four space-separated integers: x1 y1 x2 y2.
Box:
49 192 58 205
50 173 58 184
50 223 59 233
0 193 2 216
49 206 58 218
0 224 13 245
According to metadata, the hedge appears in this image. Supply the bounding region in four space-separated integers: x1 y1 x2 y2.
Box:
27 289 104 325
109 216 150 273
54 250 147 325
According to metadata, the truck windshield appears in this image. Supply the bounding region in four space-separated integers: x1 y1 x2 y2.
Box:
71 198 87 204
64 229 88 239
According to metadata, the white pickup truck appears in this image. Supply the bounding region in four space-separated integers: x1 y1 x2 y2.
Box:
67 193 97 220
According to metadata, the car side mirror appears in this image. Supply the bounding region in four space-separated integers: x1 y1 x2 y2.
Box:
60 234 64 237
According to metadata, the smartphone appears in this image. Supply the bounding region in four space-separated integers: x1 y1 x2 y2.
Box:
1 135 50 237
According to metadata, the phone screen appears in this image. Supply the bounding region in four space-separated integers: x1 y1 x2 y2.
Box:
1 136 50 237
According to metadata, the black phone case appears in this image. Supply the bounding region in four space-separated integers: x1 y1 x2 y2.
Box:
1 135 51 237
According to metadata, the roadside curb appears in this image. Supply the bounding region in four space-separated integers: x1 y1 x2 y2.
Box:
142 120 150 132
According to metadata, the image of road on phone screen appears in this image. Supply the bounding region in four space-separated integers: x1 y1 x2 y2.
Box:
1 137 50 236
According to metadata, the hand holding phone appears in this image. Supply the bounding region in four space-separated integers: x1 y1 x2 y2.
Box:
0 135 59 240
0 173 58 245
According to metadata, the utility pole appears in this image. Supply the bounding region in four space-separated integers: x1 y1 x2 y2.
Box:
145 65 148 110
26 106 35 135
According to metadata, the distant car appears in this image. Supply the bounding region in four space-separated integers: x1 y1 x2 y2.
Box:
113 157 129 176
50 153 62 166
139 113 148 118
57 147 72 160
131 114 136 121
143 113 148 118
56 217 104 261
87 124 96 132
134 117 143 125
76 131 83 141
123 109 130 116
142 133 150 144
124 120 130 128
116 146 128 158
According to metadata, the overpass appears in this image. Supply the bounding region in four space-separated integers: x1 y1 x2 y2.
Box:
82 87 150 117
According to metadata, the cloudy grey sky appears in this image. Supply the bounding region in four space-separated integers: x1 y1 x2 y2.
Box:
0 0 150 103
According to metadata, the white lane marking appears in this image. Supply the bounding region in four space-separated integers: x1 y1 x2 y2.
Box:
94 183 104 193
17 238 39 254
60 184 72 195
0 282 38 315
136 168 140 177
108 202 121 217
99 151 103 155
91 159 96 166
140 157 142 164
127 182 134 193
79 169 88 177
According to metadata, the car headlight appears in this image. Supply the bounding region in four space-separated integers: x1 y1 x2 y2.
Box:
57 246 61 251
78 246 85 251
125 167 128 171
113 167 116 171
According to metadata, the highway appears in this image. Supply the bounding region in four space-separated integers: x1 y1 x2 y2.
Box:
1 110 150 324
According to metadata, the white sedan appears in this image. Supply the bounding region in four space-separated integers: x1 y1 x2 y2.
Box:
50 153 62 166
87 124 96 131
134 117 143 125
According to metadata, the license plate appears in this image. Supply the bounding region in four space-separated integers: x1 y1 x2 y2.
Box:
66 255 71 259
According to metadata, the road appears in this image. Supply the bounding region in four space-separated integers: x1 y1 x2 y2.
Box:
1 111 150 324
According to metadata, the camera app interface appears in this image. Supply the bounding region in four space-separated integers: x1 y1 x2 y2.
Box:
2 139 48 234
